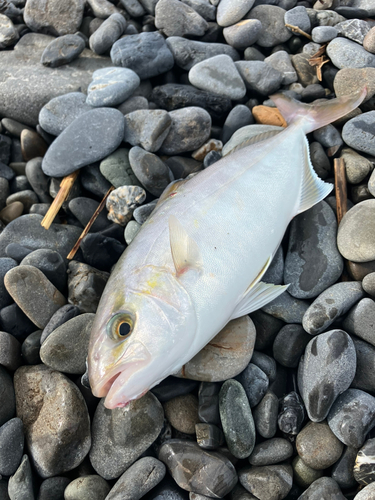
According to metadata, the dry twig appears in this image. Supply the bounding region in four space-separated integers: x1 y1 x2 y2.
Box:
308 44 329 81
41 171 79 230
285 23 312 39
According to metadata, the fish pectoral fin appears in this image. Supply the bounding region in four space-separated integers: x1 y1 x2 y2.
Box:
297 135 333 215
231 281 289 320
169 215 203 278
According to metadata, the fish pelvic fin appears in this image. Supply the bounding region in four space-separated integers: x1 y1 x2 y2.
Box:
169 215 203 278
298 134 333 214
270 87 367 134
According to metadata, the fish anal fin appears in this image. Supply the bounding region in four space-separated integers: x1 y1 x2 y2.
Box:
231 281 289 320
298 135 333 214
169 215 203 278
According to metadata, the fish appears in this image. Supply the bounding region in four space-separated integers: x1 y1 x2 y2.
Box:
88 89 366 409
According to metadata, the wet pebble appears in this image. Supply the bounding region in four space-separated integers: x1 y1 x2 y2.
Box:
64 475 110 500
89 13 126 55
124 109 172 153
249 438 293 466
41 34 85 68
239 464 293 500
67 261 109 313
343 298 375 346
0 418 24 476
164 394 199 435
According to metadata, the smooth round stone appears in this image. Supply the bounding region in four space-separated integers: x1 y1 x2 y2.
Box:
38 477 71 500
355 483 375 500
223 20 262 50
118 96 149 115
0 331 21 371
285 6 311 33
249 438 293 466
217 0 255 27
331 445 357 489
158 440 237 497
313 123 343 150
8 454 33 500
196 422 224 450
312 26 337 43
334 68 375 104
189 54 246 101
247 5 292 47
302 281 364 335
341 148 372 185
327 38 375 69
296 421 343 470
67 261 109 313
342 111 375 157
0 304 35 342
105 457 166 500
198 382 220 426
25 157 52 204
291 52 319 86
364 26 375 53
100 148 141 189
89 13 126 55
221 105 253 145
0 13 18 49
0 365 15 427
251 352 276 383
338 200 375 262
354 439 375 485
40 313 94 375
21 249 66 292
298 330 357 422
0 161 15 181
297 477 346 500
87 0 120 18
239 465 293 500
39 93 94 137
24 0 84 36
14 365 91 478
352 338 375 393
343 298 375 347
41 304 80 344
0 418 24 476
155 0 208 37
21 330 42 365
69 197 110 233
0 257 17 309
244 46 265 61
124 110 172 152
253 390 278 439
81 233 125 272
292 456 324 489
235 61 283 96
42 108 125 177
151 378 198 404
20 129 48 162
124 220 141 245
236 363 268 408
10 174 32 193
165 156 202 179
111 32 174 79
64 475 110 500
87 67 140 107
128 147 173 197
6 190 38 213
261 290 309 324
284 201 343 299
90 393 164 480
264 51 297 86
278 391 305 436
5 265 66 329
273 324 311 368
174 316 256 382
163 394 199 434
363 272 375 297
251 309 283 350
133 200 157 225
335 19 370 44
369 170 375 198
158 107 211 155
106 185 146 225
181 0 216 21
219 379 255 459
41 34 85 68
81 163 112 198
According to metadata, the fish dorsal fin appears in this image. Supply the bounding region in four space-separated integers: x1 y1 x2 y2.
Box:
169 215 203 277
223 130 282 157
231 281 289 320
297 134 333 215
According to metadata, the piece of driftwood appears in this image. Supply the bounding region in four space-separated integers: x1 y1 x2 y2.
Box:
41 171 79 230
334 157 347 225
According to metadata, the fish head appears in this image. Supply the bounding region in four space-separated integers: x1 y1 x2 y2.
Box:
88 265 197 409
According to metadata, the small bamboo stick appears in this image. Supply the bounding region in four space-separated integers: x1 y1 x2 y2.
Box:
67 186 114 260
41 171 79 230
334 157 347 225
285 23 312 39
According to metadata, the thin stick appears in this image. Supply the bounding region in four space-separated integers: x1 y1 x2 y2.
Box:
41 171 79 230
67 186 114 260
334 157 347 225
285 23 312 39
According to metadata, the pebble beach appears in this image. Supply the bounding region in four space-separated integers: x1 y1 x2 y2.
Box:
0 0 375 499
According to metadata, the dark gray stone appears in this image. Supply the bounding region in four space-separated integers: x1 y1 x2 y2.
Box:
0 304 35 342
251 309 283 351
251 351 276 383
41 304 81 344
8 454 34 500
89 13 126 55
198 382 220 425
221 105 254 145
41 34 85 68
0 331 21 371
273 324 311 368
69 197 110 233
195 423 224 450
249 438 293 466
0 366 15 427
0 257 17 309
81 162 112 198
37 477 71 500
236 363 268 408
352 338 375 393
246 5 292 47
24 0 84 36
21 249 66 293
80 233 125 272
100 148 141 189
342 111 375 156
128 147 174 197
331 445 357 490
239 465 293 500
310 141 331 179
313 124 343 150
235 61 283 96
155 0 208 37
87 67 140 107
253 390 279 439
124 110 172 152
21 330 42 365
25 158 52 204
67 261 109 313
6 190 38 213
343 298 375 347
151 377 199 404
262 290 309 324
297 477 346 500
0 418 24 476
133 200 158 225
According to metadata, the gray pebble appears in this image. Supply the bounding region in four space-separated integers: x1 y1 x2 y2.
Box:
221 105 254 145
87 0 120 18
335 18 370 44
69 197 110 233
363 272 375 298
273 324 311 368
239 465 293 500
331 445 358 490
264 51 297 85
313 124 343 151
120 0 145 17
67 261 109 313
0 13 18 49
124 220 141 244
129 147 173 197
247 5 292 47
223 19 262 50
118 95 149 115
292 456 324 489
354 482 375 500
87 67 140 107
251 309 284 351
235 61 283 96
342 147 372 185
253 390 278 439
343 298 375 346
195 423 224 450
369 169 375 197
298 329 357 422
251 351 276 383
6 190 38 213
41 34 85 68
278 391 305 436
244 46 265 61
100 148 141 189
89 13 126 55
0 331 21 371
124 109 172 152
8 454 34 500
37 477 71 500
25 158 52 204
352 338 375 393
198 382 220 426
311 26 337 43
155 0 208 37
342 111 375 157
338 200 375 261
165 156 202 179
284 6 311 34
0 365 15 427
21 330 42 365
21 249 66 293
249 438 293 466
181 0 216 20
164 394 199 434
236 363 268 408
327 38 375 69
41 304 80 344
64 475 110 500
133 200 157 224
0 257 17 309
217 0 255 27
262 290 309 324
0 418 24 477
81 163 112 198
297 477 346 500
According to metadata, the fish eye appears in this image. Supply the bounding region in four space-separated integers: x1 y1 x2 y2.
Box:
107 313 134 341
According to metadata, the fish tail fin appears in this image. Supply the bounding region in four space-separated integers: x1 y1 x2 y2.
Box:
270 88 367 134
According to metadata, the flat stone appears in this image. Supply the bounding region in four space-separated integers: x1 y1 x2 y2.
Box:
343 298 375 346
293 456 324 489
327 38 375 69
223 19 262 50
335 19 370 44
246 5 292 47
298 329 357 422
164 394 199 434
302 281 364 335
297 477 346 500
235 61 283 95
87 67 140 107
14 365 91 478
124 110 172 152
155 0 208 37
89 13 126 55
236 363 268 408
41 304 81 344
118 95 149 115
311 25 338 43
239 465 293 500
64 475 110 500
42 107 125 177
262 290 309 324
174 316 256 382
285 6 311 34
41 34 85 68
67 261 109 313
6 190 38 213
100 148 141 189
342 111 375 156
249 438 293 466
111 32 174 79
217 0 255 26
264 51 297 85
0 13 18 49
273 324 311 368
334 68 375 105
8 454 34 500
90 393 164 479
24 0 84 36
0 418 24 476
253 390 279 439
21 249 66 292
158 440 237 498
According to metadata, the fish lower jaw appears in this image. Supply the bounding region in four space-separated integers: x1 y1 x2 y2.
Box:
91 371 122 398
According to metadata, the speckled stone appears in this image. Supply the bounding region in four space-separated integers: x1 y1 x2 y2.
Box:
354 438 375 485
298 330 357 422
343 298 375 347
24 0 84 36
239 465 293 500
278 391 305 436
87 67 141 107
297 477 346 500
253 390 279 439
0 331 21 371
335 19 370 44
64 475 110 500
37 477 71 500
341 148 373 185
236 363 269 408
249 438 293 466
327 38 375 69
128 148 173 197
163 394 199 435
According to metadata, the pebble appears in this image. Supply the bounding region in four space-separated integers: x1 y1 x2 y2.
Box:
239 464 293 500
181 0 216 21
223 20 262 50
369 170 375 198
251 106 287 127
155 0 208 37
313 123 343 151
334 68 375 105
189 55 246 101
124 220 141 244
249 438 293 466
264 51 297 85
298 330 357 422
253 390 278 439
285 6 311 34
41 304 80 344
363 272 375 297
21 330 42 365
198 382 220 425
163 394 199 434
166 37 240 71
37 477 71 500
291 52 319 86
327 38 375 69
364 26 375 53
158 440 237 497
111 32 174 79
106 185 146 225
292 456 324 489
278 391 305 435
337 200 375 262
195 422 224 450
236 363 269 408
351 338 375 394
221 105 253 144
342 111 375 156
81 163 112 198
41 34 85 68
87 67 140 108
297 477 346 500
5 265 66 329
0 418 24 476
6 190 38 213
105 457 166 500
343 298 375 347
0 13 18 49
166 156 202 179
69 197 110 233
251 309 284 350
354 438 375 485
247 5 292 47
261 290 309 324
216 0 255 27
235 61 283 96
81 234 125 272
8 454 34 500
251 351 276 383
64 475 110 500
302 281 364 335
14 365 91 477
0 331 21 371
133 200 158 224
0 303 35 342
219 379 255 459
42 108 125 177
40 313 94 375
24 0 84 36
0 365 15 427
21 249 66 292
0 257 17 309
67 261 109 313
273 324 311 368
124 110 172 152
332 445 358 490
100 148 141 189
4 244 31 264
151 378 198 403
175 316 256 382
118 95 149 115
25 158 52 204
335 19 370 44
342 148 372 185
39 93 94 137
87 0 120 18
0 162 15 181
89 13 126 55
311 25 338 43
